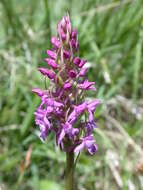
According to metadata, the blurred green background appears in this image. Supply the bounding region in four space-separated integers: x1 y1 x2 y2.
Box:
0 0 143 190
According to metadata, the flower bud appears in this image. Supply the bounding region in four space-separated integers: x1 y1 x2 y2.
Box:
46 50 56 59
69 70 76 78
63 50 70 59
39 68 55 79
73 57 81 66
51 37 60 49
44 58 58 69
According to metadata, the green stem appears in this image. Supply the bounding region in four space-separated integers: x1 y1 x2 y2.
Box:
66 151 74 190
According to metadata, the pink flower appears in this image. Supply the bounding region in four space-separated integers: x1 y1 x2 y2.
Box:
74 135 98 155
78 79 96 91
32 14 99 155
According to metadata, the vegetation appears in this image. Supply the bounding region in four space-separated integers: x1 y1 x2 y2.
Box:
0 0 143 189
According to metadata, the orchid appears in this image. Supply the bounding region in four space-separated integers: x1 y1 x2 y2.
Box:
33 14 99 190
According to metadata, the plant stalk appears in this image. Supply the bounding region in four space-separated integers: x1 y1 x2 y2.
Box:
66 151 74 190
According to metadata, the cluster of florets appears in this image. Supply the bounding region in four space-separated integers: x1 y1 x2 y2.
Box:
32 15 99 155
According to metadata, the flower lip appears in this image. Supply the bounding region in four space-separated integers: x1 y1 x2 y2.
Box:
79 59 87 68
87 100 100 111
74 135 98 155
32 88 45 97
79 67 88 77
78 79 96 91
84 121 97 134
